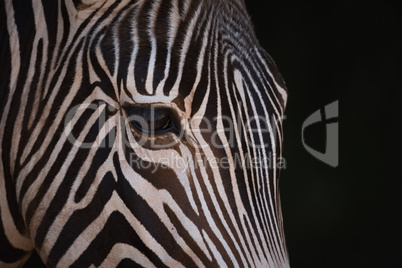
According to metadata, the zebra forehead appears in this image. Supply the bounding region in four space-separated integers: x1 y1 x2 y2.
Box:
90 0 258 108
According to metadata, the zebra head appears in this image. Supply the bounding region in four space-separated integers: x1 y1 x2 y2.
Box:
0 0 288 267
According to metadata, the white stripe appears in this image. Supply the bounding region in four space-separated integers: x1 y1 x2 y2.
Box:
98 243 157 268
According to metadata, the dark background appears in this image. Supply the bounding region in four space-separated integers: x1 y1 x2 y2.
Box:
25 0 401 267
245 0 402 267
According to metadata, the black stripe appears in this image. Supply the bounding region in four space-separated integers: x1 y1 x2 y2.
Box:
0 206 30 263
133 0 154 95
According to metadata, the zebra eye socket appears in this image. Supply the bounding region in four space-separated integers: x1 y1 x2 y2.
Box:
125 106 176 135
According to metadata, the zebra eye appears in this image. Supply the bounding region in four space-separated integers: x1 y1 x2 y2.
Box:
125 106 176 135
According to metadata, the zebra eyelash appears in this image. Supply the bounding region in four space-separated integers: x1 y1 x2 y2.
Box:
123 105 182 136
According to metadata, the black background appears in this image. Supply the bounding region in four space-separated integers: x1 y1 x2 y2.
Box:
245 0 402 267
25 0 402 267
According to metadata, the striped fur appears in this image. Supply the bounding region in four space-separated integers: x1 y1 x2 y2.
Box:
0 0 289 267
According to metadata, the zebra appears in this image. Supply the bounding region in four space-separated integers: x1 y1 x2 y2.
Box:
0 0 289 267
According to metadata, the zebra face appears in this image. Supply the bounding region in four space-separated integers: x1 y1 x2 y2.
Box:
0 0 288 267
